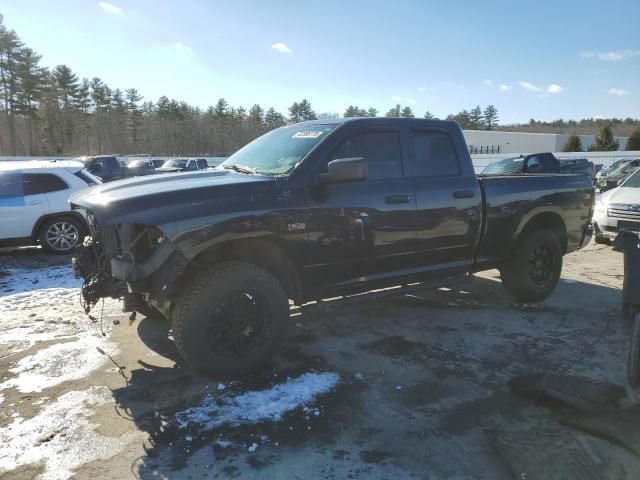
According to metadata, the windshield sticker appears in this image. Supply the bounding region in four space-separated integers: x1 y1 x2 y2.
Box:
292 131 323 139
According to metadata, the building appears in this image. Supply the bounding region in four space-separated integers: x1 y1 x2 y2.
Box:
463 130 629 154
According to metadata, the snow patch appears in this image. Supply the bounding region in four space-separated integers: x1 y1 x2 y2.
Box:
176 372 340 431
0 265 121 356
0 386 142 480
0 334 117 393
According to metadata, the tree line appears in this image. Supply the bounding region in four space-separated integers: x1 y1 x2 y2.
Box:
1 15 638 157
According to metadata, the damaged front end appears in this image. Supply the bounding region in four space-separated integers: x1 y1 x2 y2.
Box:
72 209 186 317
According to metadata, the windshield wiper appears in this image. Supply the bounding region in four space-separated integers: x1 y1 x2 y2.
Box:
223 164 257 175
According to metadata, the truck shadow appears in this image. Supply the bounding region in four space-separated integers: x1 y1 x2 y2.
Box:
111 273 629 479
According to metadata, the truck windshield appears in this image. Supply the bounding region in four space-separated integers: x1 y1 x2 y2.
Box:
482 157 524 175
220 124 337 175
624 169 640 188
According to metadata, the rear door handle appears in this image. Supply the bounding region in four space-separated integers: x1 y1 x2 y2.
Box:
453 190 475 199
385 194 411 204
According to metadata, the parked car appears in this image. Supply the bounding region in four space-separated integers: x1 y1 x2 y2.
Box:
151 159 166 168
81 155 124 182
0 160 101 253
482 152 593 177
124 159 156 177
596 159 628 181
593 167 640 244
71 118 593 377
155 158 208 173
598 159 640 192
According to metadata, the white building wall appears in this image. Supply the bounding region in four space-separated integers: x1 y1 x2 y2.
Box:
462 130 628 154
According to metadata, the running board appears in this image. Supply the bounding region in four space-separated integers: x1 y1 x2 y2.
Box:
293 274 473 315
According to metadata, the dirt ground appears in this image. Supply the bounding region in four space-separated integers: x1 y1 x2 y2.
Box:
1 241 639 480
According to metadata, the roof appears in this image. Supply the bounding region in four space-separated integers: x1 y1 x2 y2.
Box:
294 117 457 127
0 159 84 172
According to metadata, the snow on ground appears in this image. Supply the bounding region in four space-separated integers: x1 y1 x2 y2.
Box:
0 334 117 393
176 372 341 432
0 386 143 480
0 265 121 357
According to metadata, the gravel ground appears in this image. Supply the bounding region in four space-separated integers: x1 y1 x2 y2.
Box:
0 242 638 479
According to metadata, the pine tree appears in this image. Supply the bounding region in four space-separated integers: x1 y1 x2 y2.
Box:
265 107 286 129
401 106 415 118
0 18 24 154
344 105 359 117
15 47 45 154
366 107 378 117
298 99 316 121
562 133 583 152
483 105 498 130
125 88 143 145
386 104 401 117
469 106 483 129
424 111 434 119
588 125 619 151
626 127 640 151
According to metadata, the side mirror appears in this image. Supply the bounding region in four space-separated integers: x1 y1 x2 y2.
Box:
316 157 367 184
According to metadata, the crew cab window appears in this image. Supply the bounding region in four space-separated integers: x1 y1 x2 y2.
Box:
526 156 543 172
197 159 208 170
329 131 402 180
411 130 459 177
187 161 198 171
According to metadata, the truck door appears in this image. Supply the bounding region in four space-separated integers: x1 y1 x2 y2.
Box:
410 128 481 275
303 127 416 290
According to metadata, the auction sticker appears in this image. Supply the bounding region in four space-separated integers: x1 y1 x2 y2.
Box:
292 131 324 139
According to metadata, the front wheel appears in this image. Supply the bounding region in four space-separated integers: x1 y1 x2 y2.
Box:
500 228 563 303
172 262 289 378
38 216 85 254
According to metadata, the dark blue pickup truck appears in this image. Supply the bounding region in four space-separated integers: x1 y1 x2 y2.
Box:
71 118 594 377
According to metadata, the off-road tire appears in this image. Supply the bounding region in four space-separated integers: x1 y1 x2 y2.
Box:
500 228 563 303
38 216 85 254
172 262 289 378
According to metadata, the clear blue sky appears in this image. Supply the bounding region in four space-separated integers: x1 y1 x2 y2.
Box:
1 0 639 123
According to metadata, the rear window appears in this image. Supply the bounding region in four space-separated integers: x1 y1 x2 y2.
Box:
411 130 460 177
74 169 101 186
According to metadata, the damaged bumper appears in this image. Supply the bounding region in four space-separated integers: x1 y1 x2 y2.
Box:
72 218 186 315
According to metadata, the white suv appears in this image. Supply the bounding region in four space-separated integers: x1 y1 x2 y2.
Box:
0 160 101 254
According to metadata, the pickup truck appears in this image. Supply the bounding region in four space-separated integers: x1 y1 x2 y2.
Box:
70 118 594 377
483 153 594 179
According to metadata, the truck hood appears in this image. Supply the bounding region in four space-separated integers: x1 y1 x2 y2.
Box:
69 169 275 228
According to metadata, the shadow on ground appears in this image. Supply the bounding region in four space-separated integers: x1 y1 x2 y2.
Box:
99 272 640 479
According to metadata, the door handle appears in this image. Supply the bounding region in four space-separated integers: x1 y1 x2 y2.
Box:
453 190 474 199
385 194 411 204
27 200 43 206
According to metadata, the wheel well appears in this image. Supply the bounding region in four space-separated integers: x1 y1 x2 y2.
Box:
180 238 304 304
519 212 567 253
31 212 88 240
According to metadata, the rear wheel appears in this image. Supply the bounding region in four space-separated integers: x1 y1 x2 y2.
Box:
38 216 85 254
500 228 563 303
172 262 289 378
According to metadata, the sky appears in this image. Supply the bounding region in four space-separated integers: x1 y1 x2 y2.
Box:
1 0 639 124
